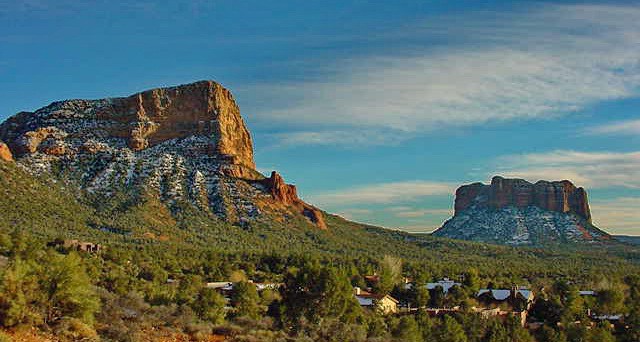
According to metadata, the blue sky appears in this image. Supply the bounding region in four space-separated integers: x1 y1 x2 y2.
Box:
1 0 639 235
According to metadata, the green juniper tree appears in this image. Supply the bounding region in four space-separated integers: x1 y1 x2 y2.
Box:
42 252 100 325
192 287 226 324
231 280 261 319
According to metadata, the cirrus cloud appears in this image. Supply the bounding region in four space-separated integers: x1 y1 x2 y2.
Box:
585 119 640 136
591 197 640 235
247 4 640 146
495 150 640 189
308 181 454 207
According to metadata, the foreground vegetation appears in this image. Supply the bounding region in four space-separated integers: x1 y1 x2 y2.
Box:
1 161 640 341
0 230 638 342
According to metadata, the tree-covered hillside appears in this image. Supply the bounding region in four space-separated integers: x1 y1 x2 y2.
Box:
1 159 640 341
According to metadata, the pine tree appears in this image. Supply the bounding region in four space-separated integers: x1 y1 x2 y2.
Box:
435 316 468 342
0 258 41 327
231 280 261 319
42 252 100 325
392 315 422 342
483 320 509 342
373 255 402 295
587 322 615 342
192 287 226 324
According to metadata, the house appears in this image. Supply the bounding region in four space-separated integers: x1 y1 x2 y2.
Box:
591 314 623 323
363 274 380 290
475 287 535 326
364 275 380 284
579 290 596 296
254 282 282 291
472 306 529 327
426 278 462 295
354 287 399 314
206 281 234 291
423 307 461 317
477 288 534 309
48 239 103 253
205 280 282 300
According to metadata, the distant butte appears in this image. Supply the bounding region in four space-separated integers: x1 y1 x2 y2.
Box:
454 176 591 221
434 176 608 245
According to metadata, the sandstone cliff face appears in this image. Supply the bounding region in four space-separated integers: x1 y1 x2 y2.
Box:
436 176 607 245
0 81 324 228
261 172 327 229
454 176 591 222
0 141 13 162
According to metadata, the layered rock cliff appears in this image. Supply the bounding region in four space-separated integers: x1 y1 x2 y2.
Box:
454 176 591 221
434 176 608 245
0 80 325 228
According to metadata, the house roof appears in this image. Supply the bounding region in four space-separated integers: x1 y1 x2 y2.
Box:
477 289 534 301
206 282 233 290
426 278 461 294
364 275 380 283
356 296 374 306
579 290 596 296
354 288 399 304
255 283 281 291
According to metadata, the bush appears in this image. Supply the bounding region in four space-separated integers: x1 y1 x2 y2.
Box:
53 317 99 342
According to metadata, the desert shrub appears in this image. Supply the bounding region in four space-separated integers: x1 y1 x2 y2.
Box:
53 317 99 342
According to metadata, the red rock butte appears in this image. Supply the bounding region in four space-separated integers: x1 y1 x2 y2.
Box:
0 80 325 229
454 176 591 222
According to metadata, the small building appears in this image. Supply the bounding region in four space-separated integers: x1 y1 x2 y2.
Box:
426 278 462 295
354 287 399 314
424 307 461 317
477 288 534 308
472 307 529 327
206 281 234 290
591 314 623 322
49 239 102 253
475 288 535 326
579 290 596 296
254 282 282 291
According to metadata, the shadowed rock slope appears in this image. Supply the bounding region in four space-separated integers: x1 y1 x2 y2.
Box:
433 176 610 245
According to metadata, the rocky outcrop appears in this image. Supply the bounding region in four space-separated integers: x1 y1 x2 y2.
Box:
1 80 255 171
0 81 325 229
454 176 591 222
0 141 13 162
435 176 608 245
261 172 327 229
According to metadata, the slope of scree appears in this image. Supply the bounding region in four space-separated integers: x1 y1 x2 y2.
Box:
0 80 325 229
433 176 610 245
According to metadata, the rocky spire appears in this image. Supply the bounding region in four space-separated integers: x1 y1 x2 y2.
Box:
262 171 327 229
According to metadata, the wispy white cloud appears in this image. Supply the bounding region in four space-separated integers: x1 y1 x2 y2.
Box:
269 129 406 147
591 197 640 235
385 206 452 218
397 209 452 218
308 181 454 207
249 4 640 146
585 119 640 136
335 208 373 221
495 150 640 189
